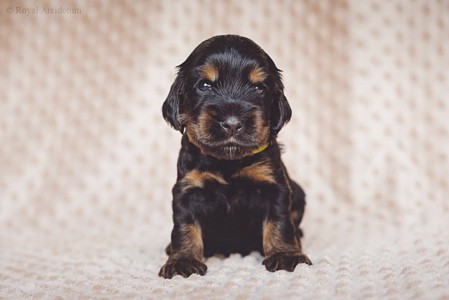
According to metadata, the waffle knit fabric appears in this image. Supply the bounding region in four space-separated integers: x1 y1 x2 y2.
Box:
1 1 448 299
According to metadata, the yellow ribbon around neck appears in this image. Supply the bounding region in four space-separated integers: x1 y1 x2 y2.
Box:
185 133 269 156
251 143 269 155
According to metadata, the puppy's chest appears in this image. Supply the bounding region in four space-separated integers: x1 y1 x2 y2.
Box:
181 159 276 192
192 169 271 236
179 161 279 238
180 161 277 213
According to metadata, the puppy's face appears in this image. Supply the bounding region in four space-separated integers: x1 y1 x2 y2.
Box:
163 35 291 160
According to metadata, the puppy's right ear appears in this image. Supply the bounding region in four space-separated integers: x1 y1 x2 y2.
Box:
162 70 185 133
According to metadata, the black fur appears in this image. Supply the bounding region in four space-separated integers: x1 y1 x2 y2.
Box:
159 35 311 278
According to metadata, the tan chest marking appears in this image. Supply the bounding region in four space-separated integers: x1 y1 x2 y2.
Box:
232 161 276 184
181 170 227 191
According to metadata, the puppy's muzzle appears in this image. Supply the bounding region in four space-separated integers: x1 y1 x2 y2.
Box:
220 116 243 135
204 101 256 137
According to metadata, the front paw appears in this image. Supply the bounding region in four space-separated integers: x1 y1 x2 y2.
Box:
263 252 312 272
159 256 207 279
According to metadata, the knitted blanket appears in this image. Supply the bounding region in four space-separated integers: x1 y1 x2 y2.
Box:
1 0 448 298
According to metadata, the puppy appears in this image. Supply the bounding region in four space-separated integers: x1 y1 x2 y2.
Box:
159 35 311 278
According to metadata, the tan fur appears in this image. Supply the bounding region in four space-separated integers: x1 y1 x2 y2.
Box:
249 67 268 84
184 111 214 152
253 110 270 145
201 63 219 82
290 210 301 224
232 160 275 184
181 170 227 191
263 221 300 257
178 223 204 259
196 111 215 142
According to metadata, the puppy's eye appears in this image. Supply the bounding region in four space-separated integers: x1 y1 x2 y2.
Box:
197 79 213 91
254 84 266 94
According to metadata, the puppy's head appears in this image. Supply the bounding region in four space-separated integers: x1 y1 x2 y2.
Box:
162 35 291 160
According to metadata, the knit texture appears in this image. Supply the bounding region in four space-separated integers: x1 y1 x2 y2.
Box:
1 0 448 298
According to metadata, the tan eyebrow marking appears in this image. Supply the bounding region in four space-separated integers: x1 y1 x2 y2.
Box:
249 67 268 84
200 63 219 82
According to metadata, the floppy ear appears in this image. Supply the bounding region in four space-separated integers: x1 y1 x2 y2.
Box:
162 71 185 133
269 65 292 135
271 86 292 135
263 53 292 135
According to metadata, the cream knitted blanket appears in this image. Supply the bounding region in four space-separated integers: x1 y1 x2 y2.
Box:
1 0 448 298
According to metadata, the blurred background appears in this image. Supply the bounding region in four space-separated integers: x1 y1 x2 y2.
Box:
1 0 448 298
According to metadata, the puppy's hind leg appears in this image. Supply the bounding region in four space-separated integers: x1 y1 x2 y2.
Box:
290 180 306 239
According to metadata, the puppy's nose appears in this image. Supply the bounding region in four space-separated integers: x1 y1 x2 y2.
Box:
220 116 243 135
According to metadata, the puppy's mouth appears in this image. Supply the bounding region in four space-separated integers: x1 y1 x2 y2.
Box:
186 119 270 160
187 134 261 160
222 145 240 160
195 138 263 160
211 145 252 160
220 140 250 160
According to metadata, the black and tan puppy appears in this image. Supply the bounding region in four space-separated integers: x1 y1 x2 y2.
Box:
159 35 311 278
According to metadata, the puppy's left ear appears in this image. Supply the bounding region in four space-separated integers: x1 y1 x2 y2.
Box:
264 54 292 135
162 70 185 133
270 73 292 136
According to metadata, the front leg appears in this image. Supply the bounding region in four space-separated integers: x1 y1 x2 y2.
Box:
262 220 312 272
262 183 311 272
160 169 218 279
159 222 207 278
